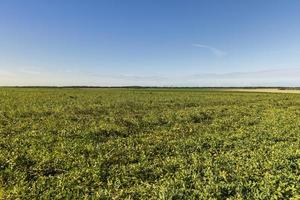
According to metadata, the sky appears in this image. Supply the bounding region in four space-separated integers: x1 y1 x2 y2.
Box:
1 0 300 86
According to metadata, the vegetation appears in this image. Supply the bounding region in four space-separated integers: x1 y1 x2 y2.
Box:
0 88 300 199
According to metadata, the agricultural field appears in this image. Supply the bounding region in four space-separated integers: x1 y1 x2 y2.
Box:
0 88 300 199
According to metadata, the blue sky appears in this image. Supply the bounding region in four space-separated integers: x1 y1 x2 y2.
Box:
1 0 300 86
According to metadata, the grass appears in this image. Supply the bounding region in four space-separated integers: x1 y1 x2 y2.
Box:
0 88 300 199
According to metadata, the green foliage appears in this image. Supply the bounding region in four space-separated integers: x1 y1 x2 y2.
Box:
0 88 300 199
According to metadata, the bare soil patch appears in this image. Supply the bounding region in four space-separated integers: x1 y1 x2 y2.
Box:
224 89 300 93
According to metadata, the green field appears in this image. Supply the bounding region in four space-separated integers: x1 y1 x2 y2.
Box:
0 88 300 199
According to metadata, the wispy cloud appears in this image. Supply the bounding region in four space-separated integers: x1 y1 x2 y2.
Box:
189 69 300 79
18 67 43 75
2 68 300 87
192 44 227 57
19 69 42 75
0 69 15 77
